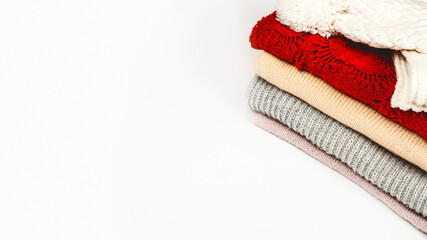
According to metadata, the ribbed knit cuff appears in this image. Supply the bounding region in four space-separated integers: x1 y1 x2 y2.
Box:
392 51 427 112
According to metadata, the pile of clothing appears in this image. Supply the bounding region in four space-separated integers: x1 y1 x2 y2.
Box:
247 0 427 233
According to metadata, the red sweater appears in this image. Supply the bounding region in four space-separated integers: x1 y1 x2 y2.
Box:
250 13 427 141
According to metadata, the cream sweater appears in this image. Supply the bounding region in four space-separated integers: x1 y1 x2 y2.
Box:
276 0 427 112
254 52 427 171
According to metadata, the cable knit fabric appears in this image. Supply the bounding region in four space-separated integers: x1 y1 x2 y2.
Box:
255 113 427 234
247 76 427 217
254 52 427 171
275 0 427 112
249 13 427 140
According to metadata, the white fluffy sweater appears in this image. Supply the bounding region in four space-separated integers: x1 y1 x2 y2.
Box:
276 0 427 112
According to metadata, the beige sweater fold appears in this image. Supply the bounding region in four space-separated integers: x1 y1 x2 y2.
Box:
254 51 427 171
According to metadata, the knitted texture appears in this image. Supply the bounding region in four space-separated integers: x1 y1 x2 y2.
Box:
276 0 427 112
256 113 427 234
247 76 427 217
249 13 427 139
254 52 427 172
275 0 427 52
392 51 427 112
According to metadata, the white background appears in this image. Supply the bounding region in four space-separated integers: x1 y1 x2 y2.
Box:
0 0 424 239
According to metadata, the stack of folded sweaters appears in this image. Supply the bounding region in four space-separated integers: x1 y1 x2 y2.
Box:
247 0 427 233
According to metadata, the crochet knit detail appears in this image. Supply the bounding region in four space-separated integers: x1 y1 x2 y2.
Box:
249 13 427 141
276 0 427 112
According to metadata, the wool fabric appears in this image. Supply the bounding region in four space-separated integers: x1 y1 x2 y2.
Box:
275 0 427 52
247 76 427 217
392 52 427 112
254 51 427 172
255 113 427 234
276 0 427 112
249 13 427 139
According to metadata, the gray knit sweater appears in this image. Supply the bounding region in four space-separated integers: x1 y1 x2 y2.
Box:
248 76 427 217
